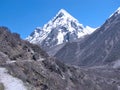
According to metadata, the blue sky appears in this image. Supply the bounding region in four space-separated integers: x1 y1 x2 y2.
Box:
0 0 120 38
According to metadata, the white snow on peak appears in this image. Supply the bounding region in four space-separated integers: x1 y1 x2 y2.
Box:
84 26 97 34
0 67 27 90
117 7 120 14
58 9 70 16
42 9 81 30
57 9 77 20
58 9 68 14
26 9 96 48
109 7 120 18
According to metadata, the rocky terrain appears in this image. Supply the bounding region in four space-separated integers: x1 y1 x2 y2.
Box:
0 27 120 90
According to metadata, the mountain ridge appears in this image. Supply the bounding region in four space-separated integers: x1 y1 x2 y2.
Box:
55 7 120 67
26 9 95 50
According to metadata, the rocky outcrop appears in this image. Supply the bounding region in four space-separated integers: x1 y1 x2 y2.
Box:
0 27 48 61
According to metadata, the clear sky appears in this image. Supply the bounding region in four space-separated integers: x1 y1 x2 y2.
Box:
0 0 120 39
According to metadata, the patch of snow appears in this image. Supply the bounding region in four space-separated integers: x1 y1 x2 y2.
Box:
85 26 96 34
116 7 120 14
57 31 64 45
0 67 27 90
109 7 120 18
57 9 77 21
113 60 120 68
77 32 86 38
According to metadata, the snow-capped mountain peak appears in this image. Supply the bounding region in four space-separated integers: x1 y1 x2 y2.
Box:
43 9 83 32
56 9 77 20
26 9 95 49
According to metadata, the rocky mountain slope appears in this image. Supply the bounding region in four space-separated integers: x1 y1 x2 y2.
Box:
26 9 95 50
55 7 120 67
0 27 48 61
0 27 120 90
